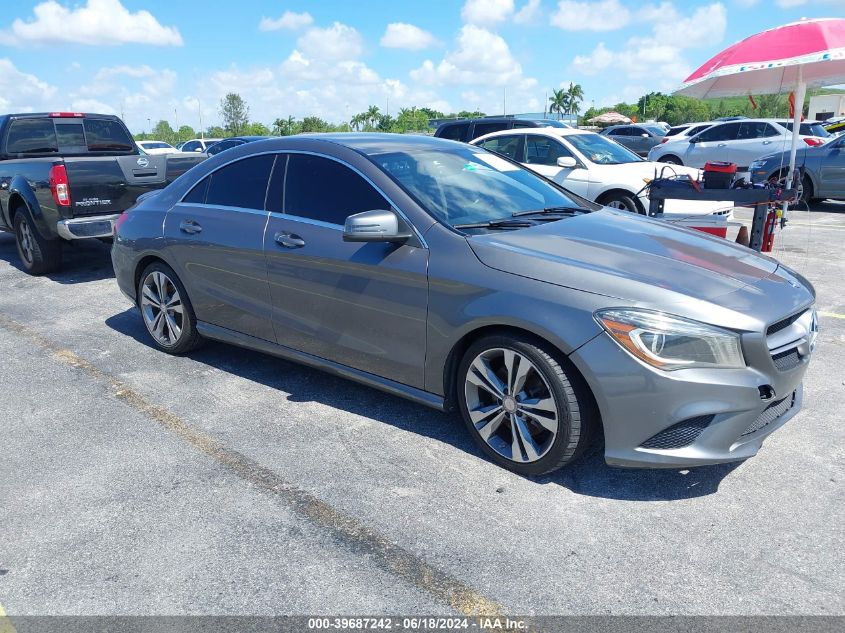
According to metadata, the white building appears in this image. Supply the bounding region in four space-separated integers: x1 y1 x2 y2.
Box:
808 94 845 121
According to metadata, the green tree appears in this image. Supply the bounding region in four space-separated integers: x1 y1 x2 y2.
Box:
151 120 176 144
300 116 330 133
177 125 196 142
548 88 569 120
242 121 270 136
365 105 381 129
273 116 298 136
219 93 250 136
206 125 227 138
565 83 584 115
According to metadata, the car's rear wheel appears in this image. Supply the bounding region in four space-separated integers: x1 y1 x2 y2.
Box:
138 262 203 354
457 334 594 475
658 155 682 165
13 210 61 275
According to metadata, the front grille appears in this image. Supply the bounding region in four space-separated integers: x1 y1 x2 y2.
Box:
741 392 796 437
640 415 714 450
767 311 805 336
772 348 801 371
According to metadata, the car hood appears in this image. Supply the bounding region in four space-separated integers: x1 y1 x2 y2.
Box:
468 209 779 304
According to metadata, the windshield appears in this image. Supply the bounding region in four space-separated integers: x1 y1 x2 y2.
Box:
564 133 643 165
642 125 666 136
372 146 588 229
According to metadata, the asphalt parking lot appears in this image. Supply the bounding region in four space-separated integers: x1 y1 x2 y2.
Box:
0 203 843 617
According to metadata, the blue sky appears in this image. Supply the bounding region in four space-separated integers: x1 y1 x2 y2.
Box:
0 0 841 132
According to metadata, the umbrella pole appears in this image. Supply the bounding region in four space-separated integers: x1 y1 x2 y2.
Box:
783 66 806 221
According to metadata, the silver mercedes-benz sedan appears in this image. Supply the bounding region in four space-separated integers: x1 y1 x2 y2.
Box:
112 134 817 475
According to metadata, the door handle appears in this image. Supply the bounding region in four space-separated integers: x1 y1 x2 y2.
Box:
762 140 772 145
717 143 727 147
275 231 305 249
179 219 202 234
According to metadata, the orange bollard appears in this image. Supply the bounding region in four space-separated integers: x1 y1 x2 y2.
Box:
735 225 750 247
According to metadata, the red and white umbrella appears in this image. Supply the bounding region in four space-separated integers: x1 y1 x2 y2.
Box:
675 18 845 209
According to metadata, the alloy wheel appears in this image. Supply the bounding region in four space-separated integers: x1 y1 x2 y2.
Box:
17 219 34 265
605 199 634 211
140 271 184 347
464 348 559 463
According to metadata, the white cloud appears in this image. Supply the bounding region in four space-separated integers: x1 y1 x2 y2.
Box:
775 0 806 7
258 11 313 31
514 0 543 24
296 22 364 61
0 58 57 112
380 23 438 50
461 0 515 26
551 0 631 31
0 0 182 46
647 3 726 48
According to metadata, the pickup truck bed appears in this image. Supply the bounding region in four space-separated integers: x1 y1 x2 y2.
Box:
0 112 206 274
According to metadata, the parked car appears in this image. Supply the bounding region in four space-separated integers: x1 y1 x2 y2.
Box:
0 112 207 274
649 119 829 169
137 140 179 155
205 136 272 156
599 124 666 156
471 127 711 214
112 134 816 475
434 117 569 143
749 132 845 202
179 138 222 153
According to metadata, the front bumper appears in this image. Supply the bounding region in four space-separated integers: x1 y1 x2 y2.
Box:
57 214 121 240
570 331 810 468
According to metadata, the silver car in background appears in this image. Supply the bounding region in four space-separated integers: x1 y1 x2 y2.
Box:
112 134 816 475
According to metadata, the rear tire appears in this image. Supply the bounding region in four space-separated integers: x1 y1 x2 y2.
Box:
13 209 61 275
457 333 595 476
137 262 203 355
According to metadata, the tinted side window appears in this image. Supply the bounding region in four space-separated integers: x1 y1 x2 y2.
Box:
182 141 199 152
183 177 210 204
479 135 522 160
84 118 134 151
285 155 390 225
437 123 469 141
6 119 58 153
738 122 777 139
55 122 86 150
512 121 536 128
525 137 574 166
205 154 275 210
472 122 508 138
698 123 740 142
206 139 241 155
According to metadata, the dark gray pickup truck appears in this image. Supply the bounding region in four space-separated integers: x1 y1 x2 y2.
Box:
0 112 206 274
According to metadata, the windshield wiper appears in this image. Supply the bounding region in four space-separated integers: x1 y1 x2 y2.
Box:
512 206 588 217
453 218 537 230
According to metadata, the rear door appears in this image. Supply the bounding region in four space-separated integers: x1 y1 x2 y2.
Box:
163 153 277 342
263 152 429 388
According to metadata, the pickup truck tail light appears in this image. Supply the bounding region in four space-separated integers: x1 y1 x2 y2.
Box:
49 164 72 207
802 137 824 147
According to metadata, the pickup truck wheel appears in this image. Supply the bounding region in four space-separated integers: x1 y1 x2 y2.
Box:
138 262 203 354
13 210 61 275
458 334 595 476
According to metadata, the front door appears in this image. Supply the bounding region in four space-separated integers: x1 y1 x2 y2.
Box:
523 135 591 198
163 153 277 342
684 122 741 168
263 153 429 389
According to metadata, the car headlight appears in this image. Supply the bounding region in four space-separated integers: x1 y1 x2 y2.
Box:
595 308 745 370
749 159 767 171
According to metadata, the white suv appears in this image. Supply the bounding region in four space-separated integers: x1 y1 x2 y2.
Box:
648 119 829 169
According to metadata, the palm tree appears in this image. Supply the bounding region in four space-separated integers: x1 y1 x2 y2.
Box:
350 113 365 131
548 88 569 120
366 105 381 129
565 82 584 116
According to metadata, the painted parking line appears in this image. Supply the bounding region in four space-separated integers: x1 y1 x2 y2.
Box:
0 315 504 618
819 311 845 320
0 604 17 633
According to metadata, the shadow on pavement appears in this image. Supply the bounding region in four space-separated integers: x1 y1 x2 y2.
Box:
0 232 114 283
106 307 741 502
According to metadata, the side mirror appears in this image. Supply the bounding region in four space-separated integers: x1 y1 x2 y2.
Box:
641 133 650 138
194 148 202 152
343 209 412 243
556 156 577 168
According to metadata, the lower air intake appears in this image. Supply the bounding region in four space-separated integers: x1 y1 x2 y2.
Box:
640 415 714 450
742 393 795 437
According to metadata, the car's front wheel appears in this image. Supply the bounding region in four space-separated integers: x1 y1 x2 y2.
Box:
600 192 641 214
137 262 203 354
457 334 594 475
658 155 682 165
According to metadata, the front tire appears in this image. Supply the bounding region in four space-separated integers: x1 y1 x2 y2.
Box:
659 155 682 165
137 262 203 354
457 334 595 476
13 210 61 275
600 192 642 214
